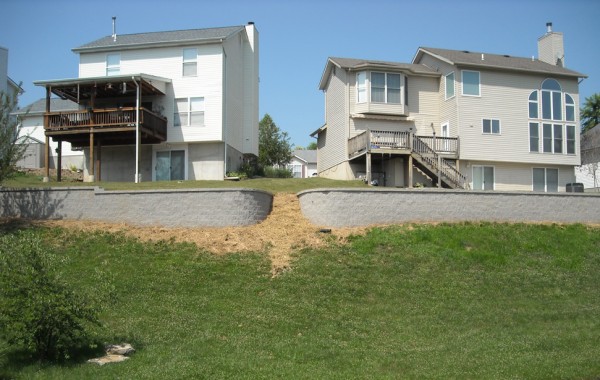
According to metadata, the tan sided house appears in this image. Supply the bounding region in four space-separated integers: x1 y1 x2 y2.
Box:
34 22 259 182
313 23 586 191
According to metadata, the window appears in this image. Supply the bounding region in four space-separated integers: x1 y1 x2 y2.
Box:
473 166 494 191
565 94 575 122
174 97 205 127
542 123 553 153
445 72 455 99
529 122 539 152
566 125 576 154
106 54 120 76
357 72 367 103
541 79 562 121
404 76 408 106
483 119 500 134
533 168 558 192
370 72 401 104
553 124 563 154
183 48 197 77
462 70 480 96
529 91 538 118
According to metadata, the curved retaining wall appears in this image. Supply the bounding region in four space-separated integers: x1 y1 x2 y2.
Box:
0 187 273 227
298 188 600 227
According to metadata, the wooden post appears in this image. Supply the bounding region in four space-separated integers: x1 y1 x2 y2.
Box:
408 155 413 189
56 140 62 182
366 152 372 185
88 132 95 182
97 138 101 182
437 154 442 188
43 88 51 183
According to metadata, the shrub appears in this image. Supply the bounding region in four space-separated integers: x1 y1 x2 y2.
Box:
263 166 293 178
0 232 105 361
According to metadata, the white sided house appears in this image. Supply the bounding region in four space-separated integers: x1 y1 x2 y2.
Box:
34 22 259 182
313 23 586 192
288 149 317 178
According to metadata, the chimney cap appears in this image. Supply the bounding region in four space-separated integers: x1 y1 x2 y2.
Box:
546 22 553 33
247 21 255 25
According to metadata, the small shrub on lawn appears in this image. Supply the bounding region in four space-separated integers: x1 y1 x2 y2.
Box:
0 231 108 361
263 166 293 178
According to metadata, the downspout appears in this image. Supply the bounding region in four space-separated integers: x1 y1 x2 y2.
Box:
222 48 227 177
132 76 140 183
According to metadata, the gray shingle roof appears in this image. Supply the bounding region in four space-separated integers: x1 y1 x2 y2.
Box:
417 47 586 78
13 98 80 115
329 57 439 75
293 149 317 163
73 25 245 52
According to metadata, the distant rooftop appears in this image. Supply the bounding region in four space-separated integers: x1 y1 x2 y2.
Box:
73 25 246 52
293 149 317 163
12 98 79 115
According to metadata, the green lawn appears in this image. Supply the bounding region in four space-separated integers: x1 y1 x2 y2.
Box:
1 222 599 379
2 172 368 193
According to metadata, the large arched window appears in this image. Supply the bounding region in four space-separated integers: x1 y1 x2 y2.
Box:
528 78 576 156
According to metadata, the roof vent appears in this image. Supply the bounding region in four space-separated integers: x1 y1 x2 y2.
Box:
481 53 485 61
463 50 470 53
112 16 117 42
503 54 510 58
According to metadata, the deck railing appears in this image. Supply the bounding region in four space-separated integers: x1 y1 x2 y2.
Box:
46 107 167 138
348 130 459 157
415 135 459 154
412 135 467 189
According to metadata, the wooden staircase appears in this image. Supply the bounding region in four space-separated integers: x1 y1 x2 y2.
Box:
411 135 468 189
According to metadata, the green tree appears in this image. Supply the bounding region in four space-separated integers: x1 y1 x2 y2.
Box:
258 113 292 167
0 89 26 183
581 93 600 133
306 141 318 150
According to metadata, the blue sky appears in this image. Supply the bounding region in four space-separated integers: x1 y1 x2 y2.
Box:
1 0 599 148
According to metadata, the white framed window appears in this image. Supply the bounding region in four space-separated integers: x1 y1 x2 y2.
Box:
357 72 367 103
182 48 198 77
462 70 480 96
529 91 538 118
370 72 401 104
472 165 494 191
565 94 575 122
482 118 500 134
541 79 562 121
445 72 455 99
174 97 204 127
533 168 558 192
106 54 120 76
566 125 576 154
529 122 539 152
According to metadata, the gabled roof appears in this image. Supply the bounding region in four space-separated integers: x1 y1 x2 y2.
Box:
293 149 317 164
319 57 439 90
12 98 80 116
414 47 586 78
73 25 246 53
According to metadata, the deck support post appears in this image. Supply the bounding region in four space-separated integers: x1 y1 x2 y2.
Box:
96 138 102 182
408 155 413 189
56 140 62 182
88 132 95 182
366 151 372 185
437 154 442 188
43 88 51 183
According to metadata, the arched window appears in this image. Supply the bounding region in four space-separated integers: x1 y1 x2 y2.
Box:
565 94 575 122
528 91 538 119
541 79 562 121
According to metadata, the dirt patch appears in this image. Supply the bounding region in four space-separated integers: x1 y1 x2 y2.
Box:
20 168 83 182
34 193 368 275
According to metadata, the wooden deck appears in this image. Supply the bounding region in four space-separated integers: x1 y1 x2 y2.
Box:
45 107 167 147
348 130 459 159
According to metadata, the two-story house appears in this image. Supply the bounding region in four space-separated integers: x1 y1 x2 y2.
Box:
34 22 258 182
313 23 586 192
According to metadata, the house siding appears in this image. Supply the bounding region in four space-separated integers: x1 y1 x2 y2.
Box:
319 67 348 173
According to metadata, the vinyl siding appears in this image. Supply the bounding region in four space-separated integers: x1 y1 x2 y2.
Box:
457 69 580 166
319 67 348 173
79 44 225 144
463 160 575 192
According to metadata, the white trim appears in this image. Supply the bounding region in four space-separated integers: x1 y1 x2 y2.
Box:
482 118 501 135
532 167 559 192
472 165 495 190
445 71 455 100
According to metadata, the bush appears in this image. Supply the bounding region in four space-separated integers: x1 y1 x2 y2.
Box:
0 232 105 361
263 166 293 178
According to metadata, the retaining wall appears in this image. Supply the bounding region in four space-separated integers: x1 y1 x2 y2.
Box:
0 187 273 227
298 188 600 227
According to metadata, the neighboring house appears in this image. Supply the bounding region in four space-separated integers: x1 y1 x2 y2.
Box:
288 149 317 178
313 23 586 192
13 98 84 169
575 123 600 190
34 22 259 182
0 46 22 99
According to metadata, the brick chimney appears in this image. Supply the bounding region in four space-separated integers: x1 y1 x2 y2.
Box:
538 22 565 67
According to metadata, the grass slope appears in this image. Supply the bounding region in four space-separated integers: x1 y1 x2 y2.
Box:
1 223 599 379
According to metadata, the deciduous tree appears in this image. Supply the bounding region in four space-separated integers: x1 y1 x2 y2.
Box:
258 114 292 167
0 90 26 183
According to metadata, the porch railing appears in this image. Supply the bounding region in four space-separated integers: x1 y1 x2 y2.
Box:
412 135 467 189
348 130 459 157
416 135 459 154
46 107 167 138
